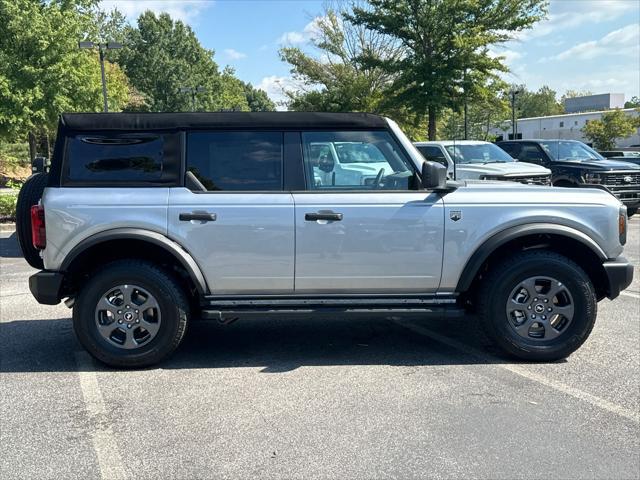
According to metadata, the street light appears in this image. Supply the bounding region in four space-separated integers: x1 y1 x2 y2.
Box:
179 86 207 111
510 87 523 140
79 41 123 112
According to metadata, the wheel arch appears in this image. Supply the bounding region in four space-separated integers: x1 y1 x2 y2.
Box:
456 223 609 300
61 228 209 296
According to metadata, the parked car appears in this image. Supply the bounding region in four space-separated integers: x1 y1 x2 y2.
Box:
598 149 640 166
18 112 633 368
414 140 551 185
497 139 640 216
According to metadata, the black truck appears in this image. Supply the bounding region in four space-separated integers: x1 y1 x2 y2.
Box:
497 139 640 215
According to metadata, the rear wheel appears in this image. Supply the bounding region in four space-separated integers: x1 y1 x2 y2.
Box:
16 173 48 269
477 251 596 361
73 260 190 368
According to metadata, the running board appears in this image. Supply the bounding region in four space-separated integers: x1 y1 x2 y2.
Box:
199 295 464 322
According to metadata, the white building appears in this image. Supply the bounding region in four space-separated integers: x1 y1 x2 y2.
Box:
491 108 640 147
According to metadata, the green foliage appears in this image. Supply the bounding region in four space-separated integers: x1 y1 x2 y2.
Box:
0 191 18 219
280 7 423 135
512 85 563 119
242 82 276 112
0 142 30 168
117 12 249 112
582 109 640 150
624 96 640 109
347 0 548 139
0 0 130 142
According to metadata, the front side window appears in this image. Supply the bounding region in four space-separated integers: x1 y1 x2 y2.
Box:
416 146 448 168
445 143 515 164
66 134 164 183
186 132 283 191
302 131 416 190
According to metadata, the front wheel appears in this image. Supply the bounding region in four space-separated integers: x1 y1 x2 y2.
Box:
73 260 190 368
477 251 597 361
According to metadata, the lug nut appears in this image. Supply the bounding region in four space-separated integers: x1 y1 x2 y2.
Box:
118 320 123 324
135 320 139 323
533 298 538 302
126 305 130 309
541 315 547 320
527 306 532 310
531 314 536 319
135 310 139 313
543 299 548 303
118 310 122 314
548 307 552 312
127 324 132 329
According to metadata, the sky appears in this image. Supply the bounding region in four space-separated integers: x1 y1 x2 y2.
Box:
100 0 640 107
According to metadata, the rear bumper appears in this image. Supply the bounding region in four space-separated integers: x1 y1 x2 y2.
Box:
29 271 64 305
603 256 634 300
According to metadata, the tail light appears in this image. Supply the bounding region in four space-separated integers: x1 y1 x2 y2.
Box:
30 204 46 250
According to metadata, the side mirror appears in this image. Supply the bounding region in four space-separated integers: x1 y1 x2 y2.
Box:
421 161 447 189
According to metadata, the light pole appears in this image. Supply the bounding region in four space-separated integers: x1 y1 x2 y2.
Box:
463 69 468 140
79 41 123 112
179 86 207 111
510 87 522 140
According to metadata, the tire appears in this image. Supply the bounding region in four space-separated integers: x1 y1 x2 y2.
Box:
477 250 597 361
16 173 49 269
73 260 190 368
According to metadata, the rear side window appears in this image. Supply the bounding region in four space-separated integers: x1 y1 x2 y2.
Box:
186 132 283 191
64 133 179 185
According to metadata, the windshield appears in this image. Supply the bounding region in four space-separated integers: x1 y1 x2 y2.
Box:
444 143 514 164
334 142 387 164
541 141 605 161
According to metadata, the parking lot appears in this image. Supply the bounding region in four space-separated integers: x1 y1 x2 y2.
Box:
1 218 638 479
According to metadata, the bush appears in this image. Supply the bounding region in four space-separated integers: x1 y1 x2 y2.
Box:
0 191 18 220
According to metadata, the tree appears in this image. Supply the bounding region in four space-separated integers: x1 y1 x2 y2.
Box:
348 0 547 139
515 85 563 118
624 96 640 109
117 12 249 112
0 0 130 158
242 82 276 111
582 109 640 150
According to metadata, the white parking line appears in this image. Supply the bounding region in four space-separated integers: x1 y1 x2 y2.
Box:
395 321 640 424
620 291 640 299
75 351 127 480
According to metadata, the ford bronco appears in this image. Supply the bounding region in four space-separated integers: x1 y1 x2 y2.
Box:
19 112 633 367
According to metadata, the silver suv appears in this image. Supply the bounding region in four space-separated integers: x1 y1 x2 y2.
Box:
19 112 633 368
414 140 551 184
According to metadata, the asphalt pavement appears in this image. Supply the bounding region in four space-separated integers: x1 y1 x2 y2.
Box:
1 218 639 479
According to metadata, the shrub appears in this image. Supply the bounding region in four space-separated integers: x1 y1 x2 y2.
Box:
0 191 18 220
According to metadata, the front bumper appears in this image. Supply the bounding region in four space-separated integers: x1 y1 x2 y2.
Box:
603 256 634 300
29 271 64 305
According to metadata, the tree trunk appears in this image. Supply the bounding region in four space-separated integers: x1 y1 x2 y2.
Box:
428 106 437 140
28 131 37 162
38 132 50 159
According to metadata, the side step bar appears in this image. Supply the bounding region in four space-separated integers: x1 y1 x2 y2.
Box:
199 295 464 322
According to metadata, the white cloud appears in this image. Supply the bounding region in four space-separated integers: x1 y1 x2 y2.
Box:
257 75 303 111
550 24 639 61
278 16 326 45
223 48 247 60
488 48 522 66
100 1 212 24
516 0 637 41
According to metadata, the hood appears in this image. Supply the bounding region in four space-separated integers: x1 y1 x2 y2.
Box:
553 158 640 171
456 161 550 179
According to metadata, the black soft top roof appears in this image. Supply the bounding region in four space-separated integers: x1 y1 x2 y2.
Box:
60 111 388 131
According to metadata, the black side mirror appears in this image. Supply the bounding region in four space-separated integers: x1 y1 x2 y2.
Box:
421 161 447 189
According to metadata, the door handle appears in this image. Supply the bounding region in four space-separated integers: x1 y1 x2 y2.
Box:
305 212 343 222
179 212 217 222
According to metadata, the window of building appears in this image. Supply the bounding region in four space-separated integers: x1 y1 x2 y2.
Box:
559 121 564 128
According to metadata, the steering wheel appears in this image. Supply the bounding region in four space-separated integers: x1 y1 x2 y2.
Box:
373 168 385 189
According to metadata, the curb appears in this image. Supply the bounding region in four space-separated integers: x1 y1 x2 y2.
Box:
0 222 16 233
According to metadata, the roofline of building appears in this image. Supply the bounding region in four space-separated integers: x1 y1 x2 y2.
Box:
510 108 639 123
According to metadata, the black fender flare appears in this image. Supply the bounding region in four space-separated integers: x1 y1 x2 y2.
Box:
455 223 607 293
61 228 209 294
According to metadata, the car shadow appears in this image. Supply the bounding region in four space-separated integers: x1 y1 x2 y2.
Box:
0 315 520 373
0 231 22 258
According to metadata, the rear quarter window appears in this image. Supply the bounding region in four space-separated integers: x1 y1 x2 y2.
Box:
63 133 180 186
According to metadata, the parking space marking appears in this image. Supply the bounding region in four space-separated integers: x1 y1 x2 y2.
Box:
395 321 640 424
75 352 127 480
620 291 640 299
